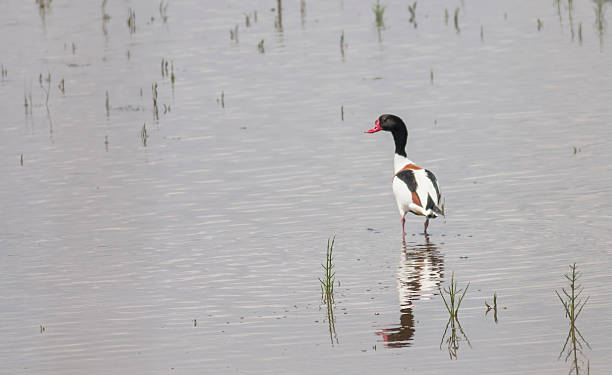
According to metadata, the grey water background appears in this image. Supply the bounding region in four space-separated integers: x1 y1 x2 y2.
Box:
1 0 612 373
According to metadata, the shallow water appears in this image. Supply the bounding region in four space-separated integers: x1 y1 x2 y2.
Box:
1 0 612 373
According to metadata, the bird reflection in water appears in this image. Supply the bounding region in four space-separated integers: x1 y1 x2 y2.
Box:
376 236 444 348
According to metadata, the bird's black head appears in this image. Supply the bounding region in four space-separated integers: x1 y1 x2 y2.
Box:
365 114 408 156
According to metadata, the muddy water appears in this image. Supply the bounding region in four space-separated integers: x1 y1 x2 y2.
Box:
1 0 612 373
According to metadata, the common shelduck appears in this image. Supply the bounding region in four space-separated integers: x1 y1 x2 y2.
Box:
365 114 444 237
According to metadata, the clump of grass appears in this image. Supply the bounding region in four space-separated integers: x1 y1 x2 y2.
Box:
140 122 149 146
439 273 470 359
257 39 265 53
444 8 449 25
480 25 484 42
485 291 498 323
537 18 543 31
340 105 344 121
1 64 7 78
408 1 417 28
372 0 386 28
340 31 345 59
104 135 109 151
430 68 434 84
159 1 169 23
439 272 469 319
556 263 590 374
578 22 582 44
244 13 250 27
127 8 136 34
319 236 336 303
20 153 24 166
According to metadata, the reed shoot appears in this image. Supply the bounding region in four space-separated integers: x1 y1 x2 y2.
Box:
373 0 386 28
556 263 590 374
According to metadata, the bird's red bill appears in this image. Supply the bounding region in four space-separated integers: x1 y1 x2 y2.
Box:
365 119 382 133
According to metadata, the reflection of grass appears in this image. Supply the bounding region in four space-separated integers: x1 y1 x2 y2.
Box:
319 236 338 345
439 273 470 359
372 0 386 28
556 263 590 375
441 314 470 359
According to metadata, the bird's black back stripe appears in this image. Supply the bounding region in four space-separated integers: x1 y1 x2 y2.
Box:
425 169 441 200
396 169 418 192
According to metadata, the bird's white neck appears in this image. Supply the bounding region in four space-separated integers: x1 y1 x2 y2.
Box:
394 153 414 174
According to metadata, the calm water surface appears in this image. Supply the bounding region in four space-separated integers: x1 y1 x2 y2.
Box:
1 0 612 374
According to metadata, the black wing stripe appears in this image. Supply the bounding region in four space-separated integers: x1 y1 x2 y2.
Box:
396 170 418 192
425 169 441 200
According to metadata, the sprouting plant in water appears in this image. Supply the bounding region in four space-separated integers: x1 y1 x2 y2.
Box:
159 1 169 23
454 7 460 33
20 154 24 166
57 78 65 94
373 1 386 27
319 235 338 345
340 30 345 59
372 0 386 29
594 0 607 48
485 291 498 323
105 90 110 117
408 1 417 28
127 8 136 34
556 263 590 375
319 236 336 303
537 18 543 31
257 39 265 53
230 24 239 42
439 273 471 359
39 72 51 110
440 272 469 319
444 8 449 25
140 122 149 147
152 82 159 120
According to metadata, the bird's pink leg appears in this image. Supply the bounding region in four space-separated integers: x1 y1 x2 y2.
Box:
424 218 429 235
401 215 406 240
